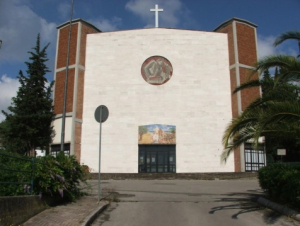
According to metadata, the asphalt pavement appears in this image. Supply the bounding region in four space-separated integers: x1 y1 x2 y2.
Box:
89 180 300 226
20 179 300 226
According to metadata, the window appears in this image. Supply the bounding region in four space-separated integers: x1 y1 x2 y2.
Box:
244 143 265 171
50 143 70 157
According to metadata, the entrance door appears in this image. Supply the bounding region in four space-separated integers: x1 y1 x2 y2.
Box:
139 145 176 173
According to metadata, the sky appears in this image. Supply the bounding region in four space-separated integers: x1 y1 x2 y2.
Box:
0 0 300 121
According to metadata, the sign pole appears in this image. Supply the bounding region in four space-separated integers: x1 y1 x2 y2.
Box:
94 105 108 203
98 107 102 203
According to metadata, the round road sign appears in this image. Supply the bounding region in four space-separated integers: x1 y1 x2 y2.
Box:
94 105 109 123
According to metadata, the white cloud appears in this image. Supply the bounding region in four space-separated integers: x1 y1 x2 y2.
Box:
58 2 71 20
89 17 122 32
125 0 186 28
285 46 298 57
0 75 20 122
0 0 57 63
257 35 276 59
257 34 298 59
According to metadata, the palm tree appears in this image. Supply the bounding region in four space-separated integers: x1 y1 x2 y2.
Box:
274 31 300 58
222 31 300 162
222 91 300 162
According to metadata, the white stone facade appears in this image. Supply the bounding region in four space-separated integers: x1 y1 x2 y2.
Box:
80 28 234 173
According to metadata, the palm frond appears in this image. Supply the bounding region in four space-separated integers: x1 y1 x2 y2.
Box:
249 55 300 80
273 31 300 47
222 107 261 148
233 79 261 94
221 126 257 163
261 101 300 125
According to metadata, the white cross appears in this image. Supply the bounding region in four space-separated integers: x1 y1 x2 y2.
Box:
150 4 163 28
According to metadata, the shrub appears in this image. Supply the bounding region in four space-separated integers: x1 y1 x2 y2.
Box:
0 151 87 202
0 151 32 196
258 164 300 209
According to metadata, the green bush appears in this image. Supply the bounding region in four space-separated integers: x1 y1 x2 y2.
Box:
258 164 300 209
0 151 32 196
0 151 87 201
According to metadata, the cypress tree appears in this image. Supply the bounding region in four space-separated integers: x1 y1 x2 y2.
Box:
274 67 279 79
1 34 54 156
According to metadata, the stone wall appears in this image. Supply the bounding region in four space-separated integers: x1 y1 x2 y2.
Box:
89 172 258 180
0 196 47 226
81 28 234 173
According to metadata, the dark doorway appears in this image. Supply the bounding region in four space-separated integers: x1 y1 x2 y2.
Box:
138 145 176 173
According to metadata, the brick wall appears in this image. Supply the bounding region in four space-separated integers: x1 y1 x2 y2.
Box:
215 19 260 172
236 23 257 65
52 19 100 158
54 69 75 114
56 24 78 69
74 122 82 162
240 67 260 110
76 69 85 119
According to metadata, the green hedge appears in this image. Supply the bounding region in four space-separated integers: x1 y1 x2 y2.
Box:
0 151 87 201
0 151 32 196
258 164 300 209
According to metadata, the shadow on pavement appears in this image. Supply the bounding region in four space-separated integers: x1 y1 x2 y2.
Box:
209 190 283 224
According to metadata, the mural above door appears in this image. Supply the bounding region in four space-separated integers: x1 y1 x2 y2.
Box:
138 124 176 144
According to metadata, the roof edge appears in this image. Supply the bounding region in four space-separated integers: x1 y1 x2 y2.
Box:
213 17 257 31
57 18 102 32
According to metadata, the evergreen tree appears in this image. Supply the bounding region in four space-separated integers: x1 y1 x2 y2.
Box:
261 69 271 94
262 69 271 80
1 34 54 156
274 67 279 80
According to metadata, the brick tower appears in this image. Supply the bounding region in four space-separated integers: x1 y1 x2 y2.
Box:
214 18 260 172
51 19 101 160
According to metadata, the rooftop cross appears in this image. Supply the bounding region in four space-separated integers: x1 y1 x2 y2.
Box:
150 4 163 28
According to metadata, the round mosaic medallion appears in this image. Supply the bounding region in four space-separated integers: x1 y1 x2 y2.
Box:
141 56 173 85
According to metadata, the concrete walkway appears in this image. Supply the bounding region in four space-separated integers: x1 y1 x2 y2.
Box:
22 196 108 226
22 181 110 226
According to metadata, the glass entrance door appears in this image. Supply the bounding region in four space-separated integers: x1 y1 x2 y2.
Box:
138 145 176 173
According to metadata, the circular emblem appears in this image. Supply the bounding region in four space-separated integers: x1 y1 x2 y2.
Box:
141 56 173 85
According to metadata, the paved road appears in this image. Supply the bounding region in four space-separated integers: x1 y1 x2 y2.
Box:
90 180 299 226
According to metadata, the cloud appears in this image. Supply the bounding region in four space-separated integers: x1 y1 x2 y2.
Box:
0 75 20 122
257 35 276 59
257 34 298 59
89 17 122 32
0 0 57 63
58 2 71 20
125 0 188 28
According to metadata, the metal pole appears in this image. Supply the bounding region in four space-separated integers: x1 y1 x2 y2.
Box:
98 107 102 203
61 0 74 152
30 158 34 194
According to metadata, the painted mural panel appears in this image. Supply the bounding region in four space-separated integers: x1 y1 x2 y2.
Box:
138 124 176 144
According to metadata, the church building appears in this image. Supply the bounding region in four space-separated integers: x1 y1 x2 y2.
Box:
51 10 264 173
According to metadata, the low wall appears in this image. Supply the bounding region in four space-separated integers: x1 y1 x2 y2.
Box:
88 172 258 180
0 195 47 226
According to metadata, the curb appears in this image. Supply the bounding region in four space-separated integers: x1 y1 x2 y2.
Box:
258 197 300 222
81 201 110 226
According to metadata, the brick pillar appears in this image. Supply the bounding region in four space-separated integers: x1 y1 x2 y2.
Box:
214 18 260 172
52 19 101 161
